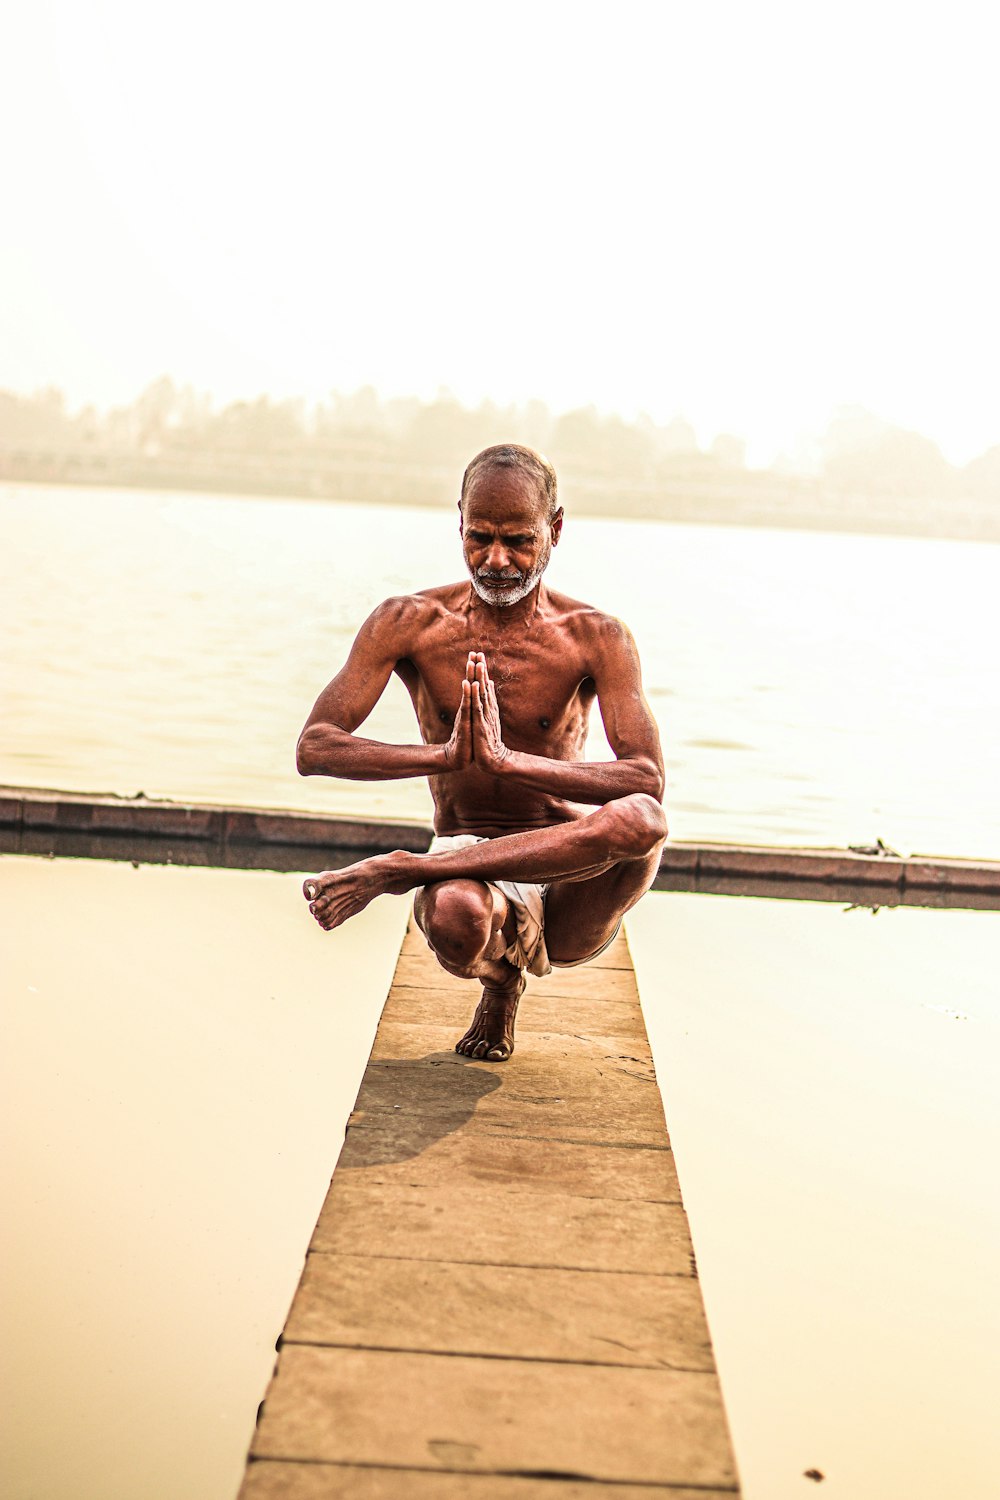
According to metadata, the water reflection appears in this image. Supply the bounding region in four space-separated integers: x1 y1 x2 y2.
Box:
1 855 408 1500
628 893 1000 1500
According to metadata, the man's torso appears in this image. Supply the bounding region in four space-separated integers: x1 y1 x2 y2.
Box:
391 582 608 836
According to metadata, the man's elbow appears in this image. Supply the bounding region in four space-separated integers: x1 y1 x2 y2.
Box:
636 759 666 803
295 728 319 777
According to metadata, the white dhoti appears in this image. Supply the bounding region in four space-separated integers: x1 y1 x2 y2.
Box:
422 834 552 978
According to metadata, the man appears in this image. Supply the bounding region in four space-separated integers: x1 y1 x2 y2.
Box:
298 443 667 1061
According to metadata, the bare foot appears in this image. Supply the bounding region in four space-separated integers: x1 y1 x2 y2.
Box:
303 852 412 931
455 968 526 1062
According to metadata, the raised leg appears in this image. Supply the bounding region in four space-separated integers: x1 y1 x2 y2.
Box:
303 794 667 931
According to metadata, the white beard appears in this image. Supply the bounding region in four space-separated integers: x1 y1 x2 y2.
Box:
470 542 551 607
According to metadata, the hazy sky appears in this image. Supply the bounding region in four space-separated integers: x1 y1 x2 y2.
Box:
3 0 998 464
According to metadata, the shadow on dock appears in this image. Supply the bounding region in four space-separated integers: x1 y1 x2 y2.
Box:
341 1055 503 1167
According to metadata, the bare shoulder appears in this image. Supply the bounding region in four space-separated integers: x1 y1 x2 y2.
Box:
542 586 640 661
412 581 470 613
362 583 462 648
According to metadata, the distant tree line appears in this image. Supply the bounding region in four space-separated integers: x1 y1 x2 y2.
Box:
1 379 997 504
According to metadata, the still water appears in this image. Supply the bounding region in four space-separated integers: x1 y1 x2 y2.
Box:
2 856 409 1500
3 481 1000 858
629 895 1000 1500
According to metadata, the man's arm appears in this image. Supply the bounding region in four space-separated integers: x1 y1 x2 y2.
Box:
471 620 665 805
297 599 471 780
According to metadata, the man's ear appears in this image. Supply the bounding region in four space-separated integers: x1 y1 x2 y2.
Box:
457 499 464 536
550 507 565 545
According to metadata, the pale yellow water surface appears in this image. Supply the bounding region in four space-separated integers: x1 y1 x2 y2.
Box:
1 855 408 1500
5 857 999 1500
628 893 1000 1500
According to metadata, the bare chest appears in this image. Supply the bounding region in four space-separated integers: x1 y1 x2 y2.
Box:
402 623 594 747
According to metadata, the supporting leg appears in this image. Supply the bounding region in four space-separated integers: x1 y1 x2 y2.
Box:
413 878 524 1061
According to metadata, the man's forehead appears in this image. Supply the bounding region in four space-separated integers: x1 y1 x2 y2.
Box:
462 466 549 526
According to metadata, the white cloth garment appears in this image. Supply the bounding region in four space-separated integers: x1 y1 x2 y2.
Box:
425 834 553 977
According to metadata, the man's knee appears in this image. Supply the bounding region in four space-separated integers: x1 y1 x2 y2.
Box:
604 793 668 860
419 878 496 969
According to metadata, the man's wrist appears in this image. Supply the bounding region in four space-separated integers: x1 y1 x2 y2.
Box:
488 745 517 777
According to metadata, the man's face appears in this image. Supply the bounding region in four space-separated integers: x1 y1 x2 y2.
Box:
460 467 562 607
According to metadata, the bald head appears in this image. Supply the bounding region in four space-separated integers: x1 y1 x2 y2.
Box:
460 443 559 520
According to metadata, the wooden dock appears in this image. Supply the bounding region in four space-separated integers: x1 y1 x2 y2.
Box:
239 920 740 1499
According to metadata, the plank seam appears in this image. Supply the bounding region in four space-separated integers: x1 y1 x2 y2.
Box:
322 1193 684 1206
344 1125 673 1152
279 1337 714 1374
245 1454 740 1490
304 1249 695 1277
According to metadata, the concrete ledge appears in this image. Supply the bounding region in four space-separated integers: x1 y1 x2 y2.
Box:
659 840 1000 894
0 785 433 852
2 786 999 900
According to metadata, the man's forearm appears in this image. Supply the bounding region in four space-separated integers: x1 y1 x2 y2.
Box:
494 749 664 805
297 723 447 781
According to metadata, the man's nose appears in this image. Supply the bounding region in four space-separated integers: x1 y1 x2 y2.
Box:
486 540 511 570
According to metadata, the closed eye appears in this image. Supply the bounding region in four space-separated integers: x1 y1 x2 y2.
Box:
466 531 534 546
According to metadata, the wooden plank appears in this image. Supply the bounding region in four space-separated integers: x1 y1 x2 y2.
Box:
378 986 650 1039
235 916 740 1493
252 1346 737 1488
352 1055 663 1120
368 1019 658 1067
388 954 641 1001
334 1129 682 1201
339 1103 675 1155
310 1180 695 1274
285 1253 715 1368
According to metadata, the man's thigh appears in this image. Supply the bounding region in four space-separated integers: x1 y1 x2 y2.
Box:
544 847 661 966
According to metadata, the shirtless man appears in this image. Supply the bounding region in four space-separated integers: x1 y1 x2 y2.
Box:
298 443 667 1061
